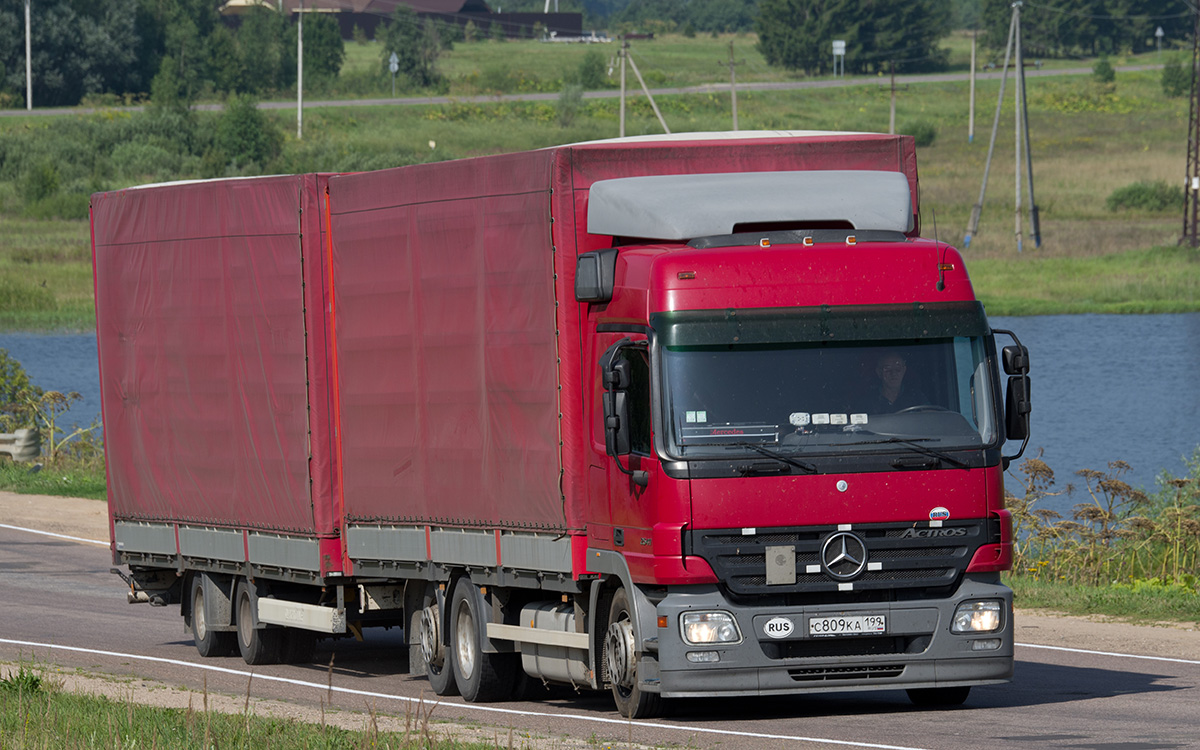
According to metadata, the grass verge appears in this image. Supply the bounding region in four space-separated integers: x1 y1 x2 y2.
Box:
1007 575 1200 626
0 458 106 500
0 663 496 750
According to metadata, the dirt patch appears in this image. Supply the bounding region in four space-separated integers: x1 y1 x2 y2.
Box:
0 490 109 542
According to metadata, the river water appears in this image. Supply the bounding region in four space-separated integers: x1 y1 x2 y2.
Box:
2 313 1198 510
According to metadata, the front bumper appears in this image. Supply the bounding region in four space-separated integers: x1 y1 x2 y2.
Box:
642 575 1013 698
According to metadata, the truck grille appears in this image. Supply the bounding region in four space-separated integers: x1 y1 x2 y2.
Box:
789 665 906 682
686 520 989 597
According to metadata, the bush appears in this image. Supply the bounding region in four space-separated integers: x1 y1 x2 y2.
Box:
22 162 59 203
1093 57 1115 84
557 84 584 127
24 193 90 220
1105 180 1183 213
1162 56 1189 98
215 95 283 170
902 120 938 148
578 50 607 90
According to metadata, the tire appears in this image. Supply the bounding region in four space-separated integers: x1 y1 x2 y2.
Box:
604 587 664 719
419 598 458 696
190 576 237 658
906 686 971 707
449 579 518 702
235 581 283 666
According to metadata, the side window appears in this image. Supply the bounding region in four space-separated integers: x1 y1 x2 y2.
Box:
622 348 652 454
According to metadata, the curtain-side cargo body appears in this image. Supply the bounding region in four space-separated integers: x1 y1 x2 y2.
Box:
94 132 1031 718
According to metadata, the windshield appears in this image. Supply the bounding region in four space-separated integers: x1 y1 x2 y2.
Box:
655 305 999 459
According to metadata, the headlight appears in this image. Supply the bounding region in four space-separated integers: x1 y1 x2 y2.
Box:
951 600 1003 633
680 612 741 644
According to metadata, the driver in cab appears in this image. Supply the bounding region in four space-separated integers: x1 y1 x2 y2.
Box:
867 352 929 413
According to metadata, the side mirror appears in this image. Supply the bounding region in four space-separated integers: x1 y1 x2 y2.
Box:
600 342 633 458
1005 375 1031 441
1002 344 1030 376
575 249 618 303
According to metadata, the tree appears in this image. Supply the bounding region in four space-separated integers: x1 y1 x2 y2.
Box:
0 0 145 107
758 0 951 76
301 12 345 80
378 6 442 89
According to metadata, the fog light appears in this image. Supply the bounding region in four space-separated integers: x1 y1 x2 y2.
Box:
681 612 741 645
952 601 1003 633
971 638 1002 651
686 651 720 663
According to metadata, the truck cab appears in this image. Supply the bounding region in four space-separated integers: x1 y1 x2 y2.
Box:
574 167 1030 716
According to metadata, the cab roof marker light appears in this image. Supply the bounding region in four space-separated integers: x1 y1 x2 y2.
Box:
677 271 696 280
846 235 857 245
802 237 814 246
759 238 771 248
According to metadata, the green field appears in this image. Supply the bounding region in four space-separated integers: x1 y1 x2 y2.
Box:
0 34 1194 332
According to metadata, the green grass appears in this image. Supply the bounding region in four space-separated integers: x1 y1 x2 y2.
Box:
1007 575 1200 625
0 459 107 500
0 48 1194 331
0 664 496 750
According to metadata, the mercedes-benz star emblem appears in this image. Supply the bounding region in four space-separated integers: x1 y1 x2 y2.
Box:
820 531 868 581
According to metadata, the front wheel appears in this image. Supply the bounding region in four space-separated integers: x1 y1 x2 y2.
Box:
907 686 971 707
604 587 664 719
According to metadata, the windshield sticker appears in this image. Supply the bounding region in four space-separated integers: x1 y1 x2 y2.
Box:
686 411 708 423
929 507 951 521
789 412 811 426
830 414 848 425
812 413 831 425
851 413 869 425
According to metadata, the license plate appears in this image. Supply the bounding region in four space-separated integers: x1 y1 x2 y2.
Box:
809 614 886 637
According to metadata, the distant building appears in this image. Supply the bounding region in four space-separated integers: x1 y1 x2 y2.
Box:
218 0 583 40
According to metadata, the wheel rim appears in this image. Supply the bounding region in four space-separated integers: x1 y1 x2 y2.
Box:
419 605 443 670
194 587 208 640
455 602 477 680
606 613 635 691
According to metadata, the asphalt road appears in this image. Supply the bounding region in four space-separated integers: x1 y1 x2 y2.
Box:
2 525 1199 750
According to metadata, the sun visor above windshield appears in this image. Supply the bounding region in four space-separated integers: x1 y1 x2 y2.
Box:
587 170 914 240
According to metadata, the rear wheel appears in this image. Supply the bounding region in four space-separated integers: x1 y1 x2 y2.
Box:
604 587 664 719
419 599 458 696
907 686 971 707
190 576 236 658
235 582 282 665
449 579 518 702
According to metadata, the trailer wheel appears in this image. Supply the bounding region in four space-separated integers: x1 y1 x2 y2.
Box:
235 582 282 666
419 601 458 696
449 579 517 702
190 576 236 657
604 587 663 719
906 686 971 707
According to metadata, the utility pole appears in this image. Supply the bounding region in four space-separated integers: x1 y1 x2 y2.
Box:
1183 9 1200 247
969 28 977 143
964 1 1039 251
619 39 626 137
624 46 670 134
889 61 897 134
297 0 304 140
721 40 742 131
25 0 32 110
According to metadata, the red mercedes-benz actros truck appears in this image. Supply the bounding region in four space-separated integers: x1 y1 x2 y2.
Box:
93 131 1030 718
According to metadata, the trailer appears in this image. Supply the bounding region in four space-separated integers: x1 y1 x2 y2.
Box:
93 132 1031 718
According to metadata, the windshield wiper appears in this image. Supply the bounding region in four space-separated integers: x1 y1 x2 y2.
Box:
731 442 818 474
865 437 971 470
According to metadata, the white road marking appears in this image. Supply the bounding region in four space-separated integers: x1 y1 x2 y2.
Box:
0 637 930 750
1019 642 1200 666
0 522 107 546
